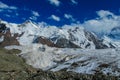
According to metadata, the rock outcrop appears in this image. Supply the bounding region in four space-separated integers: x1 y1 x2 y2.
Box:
0 23 19 47
33 36 58 47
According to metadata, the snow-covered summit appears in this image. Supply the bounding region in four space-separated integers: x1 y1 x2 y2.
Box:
0 20 120 48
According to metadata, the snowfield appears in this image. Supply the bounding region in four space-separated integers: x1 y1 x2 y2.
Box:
5 44 120 76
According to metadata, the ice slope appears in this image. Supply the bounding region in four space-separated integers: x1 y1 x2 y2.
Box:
61 25 95 49
102 36 120 47
5 44 120 76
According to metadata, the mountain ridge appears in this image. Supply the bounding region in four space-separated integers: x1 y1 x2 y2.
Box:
0 20 119 48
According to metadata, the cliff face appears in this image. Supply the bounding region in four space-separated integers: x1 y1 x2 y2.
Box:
0 23 19 47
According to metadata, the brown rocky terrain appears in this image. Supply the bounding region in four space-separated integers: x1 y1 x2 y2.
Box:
0 23 19 47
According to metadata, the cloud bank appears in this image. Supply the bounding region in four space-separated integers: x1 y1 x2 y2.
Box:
71 0 78 5
0 1 17 10
29 11 40 21
49 15 60 21
64 14 76 22
48 0 60 7
83 10 120 37
32 11 40 17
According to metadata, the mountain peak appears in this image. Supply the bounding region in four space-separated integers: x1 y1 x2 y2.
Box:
24 20 33 24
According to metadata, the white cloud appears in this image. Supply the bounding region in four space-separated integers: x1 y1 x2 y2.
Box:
0 2 8 8
30 11 40 21
64 14 76 22
83 10 120 37
97 10 114 18
32 11 40 17
48 0 60 7
22 18 26 20
49 15 60 21
15 13 19 16
62 10 120 38
29 16 38 21
0 9 3 12
71 0 78 5
4 14 11 17
0 1 17 10
7 10 13 13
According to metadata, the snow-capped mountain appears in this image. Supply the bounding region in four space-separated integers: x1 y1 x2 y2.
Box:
1 20 120 76
0 20 113 49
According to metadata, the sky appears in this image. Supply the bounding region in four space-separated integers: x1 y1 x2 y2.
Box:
0 0 120 26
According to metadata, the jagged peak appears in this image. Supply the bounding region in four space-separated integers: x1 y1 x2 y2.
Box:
17 20 39 29
21 20 34 25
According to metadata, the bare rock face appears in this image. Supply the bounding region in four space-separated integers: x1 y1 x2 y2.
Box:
0 23 7 33
33 36 58 47
0 23 19 47
33 36 80 48
55 38 80 48
84 30 108 49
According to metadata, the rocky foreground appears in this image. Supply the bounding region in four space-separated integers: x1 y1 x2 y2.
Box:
0 48 119 80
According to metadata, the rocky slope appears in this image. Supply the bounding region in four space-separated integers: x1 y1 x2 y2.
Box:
0 23 19 47
0 48 119 80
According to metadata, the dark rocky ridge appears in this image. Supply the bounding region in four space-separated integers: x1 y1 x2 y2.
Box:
0 23 19 47
33 36 80 48
33 36 59 47
55 38 80 48
84 30 109 49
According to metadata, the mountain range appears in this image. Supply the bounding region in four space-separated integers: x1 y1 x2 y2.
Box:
1 20 120 76
0 20 120 49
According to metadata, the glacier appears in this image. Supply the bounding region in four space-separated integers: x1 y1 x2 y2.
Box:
5 44 120 76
